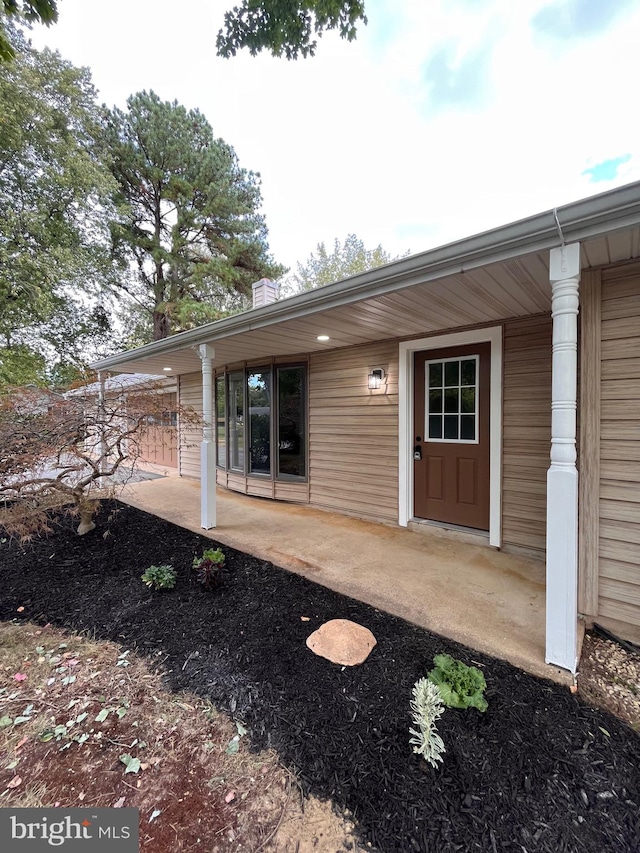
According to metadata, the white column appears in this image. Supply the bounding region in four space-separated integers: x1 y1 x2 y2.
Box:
546 242 580 672
199 344 216 529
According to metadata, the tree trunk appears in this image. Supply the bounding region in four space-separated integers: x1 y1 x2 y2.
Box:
153 310 170 340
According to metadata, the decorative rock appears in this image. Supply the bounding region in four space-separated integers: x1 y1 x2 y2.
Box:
306 619 377 666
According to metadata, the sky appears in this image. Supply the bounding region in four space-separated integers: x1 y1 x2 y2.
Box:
28 0 640 275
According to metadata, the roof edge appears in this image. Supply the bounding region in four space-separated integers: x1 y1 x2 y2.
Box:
93 181 640 371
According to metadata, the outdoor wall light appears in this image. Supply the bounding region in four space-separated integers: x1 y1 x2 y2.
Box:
368 367 386 390
163 367 172 371
316 335 330 342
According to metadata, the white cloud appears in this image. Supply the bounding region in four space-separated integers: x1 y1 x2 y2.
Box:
27 0 640 272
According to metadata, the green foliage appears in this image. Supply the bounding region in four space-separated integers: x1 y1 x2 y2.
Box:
409 677 446 768
0 1 58 62
217 0 367 59
0 27 121 385
104 90 285 341
284 234 405 295
193 548 225 588
427 654 488 713
141 564 177 591
0 344 47 388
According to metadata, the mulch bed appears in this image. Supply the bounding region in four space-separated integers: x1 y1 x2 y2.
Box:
1 501 639 853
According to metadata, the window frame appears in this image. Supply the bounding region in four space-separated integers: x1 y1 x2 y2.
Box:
214 363 308 482
424 354 479 445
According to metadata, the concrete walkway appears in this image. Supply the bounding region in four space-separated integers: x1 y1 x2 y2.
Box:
120 476 572 686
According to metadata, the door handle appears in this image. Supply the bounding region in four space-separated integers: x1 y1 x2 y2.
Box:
414 445 422 461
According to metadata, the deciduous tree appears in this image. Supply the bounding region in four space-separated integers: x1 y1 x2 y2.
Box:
0 380 200 538
0 26 121 386
217 0 366 59
284 233 405 294
105 91 285 341
0 0 57 61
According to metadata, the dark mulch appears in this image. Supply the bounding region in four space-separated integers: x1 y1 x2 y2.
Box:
1 502 639 853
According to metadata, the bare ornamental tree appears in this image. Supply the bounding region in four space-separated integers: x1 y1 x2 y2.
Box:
0 379 200 539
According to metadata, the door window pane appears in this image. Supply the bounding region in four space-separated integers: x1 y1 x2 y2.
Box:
428 415 442 439
429 362 442 388
444 415 458 439
277 366 306 478
248 370 270 474
229 371 244 471
461 387 475 414
461 415 476 440
461 359 476 386
444 361 459 387
425 355 479 443
215 375 226 468
444 388 459 413
429 389 443 413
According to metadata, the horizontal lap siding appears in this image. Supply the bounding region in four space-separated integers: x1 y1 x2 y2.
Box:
178 372 202 479
309 342 399 522
599 266 640 627
501 315 552 555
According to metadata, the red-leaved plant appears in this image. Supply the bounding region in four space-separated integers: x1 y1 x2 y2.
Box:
192 548 225 588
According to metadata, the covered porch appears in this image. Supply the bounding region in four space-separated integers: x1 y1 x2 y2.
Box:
119 474 572 685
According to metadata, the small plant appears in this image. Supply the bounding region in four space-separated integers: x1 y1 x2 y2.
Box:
141 564 176 591
428 653 488 712
193 548 225 588
410 678 446 768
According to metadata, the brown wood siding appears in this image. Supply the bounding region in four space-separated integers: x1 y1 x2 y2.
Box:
308 341 399 522
178 372 202 478
501 315 552 555
599 264 640 627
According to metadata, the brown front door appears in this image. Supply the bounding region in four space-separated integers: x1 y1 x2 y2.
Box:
413 343 490 530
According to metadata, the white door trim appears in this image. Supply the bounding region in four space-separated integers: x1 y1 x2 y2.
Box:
398 326 503 547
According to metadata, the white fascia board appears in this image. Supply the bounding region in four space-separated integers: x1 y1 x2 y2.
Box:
92 182 640 373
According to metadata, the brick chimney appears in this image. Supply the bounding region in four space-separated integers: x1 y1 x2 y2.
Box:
252 278 279 308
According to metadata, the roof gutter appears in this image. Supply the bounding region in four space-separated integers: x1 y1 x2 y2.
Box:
92 181 640 371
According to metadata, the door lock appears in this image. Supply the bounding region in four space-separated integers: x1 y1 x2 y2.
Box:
413 445 422 461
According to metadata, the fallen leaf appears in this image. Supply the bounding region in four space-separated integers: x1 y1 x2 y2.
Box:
16 607 24 613
13 673 27 682
300 616 310 621
17 736 28 749
78 792 86 801
149 809 161 823
7 776 22 789
113 797 126 809
224 790 236 804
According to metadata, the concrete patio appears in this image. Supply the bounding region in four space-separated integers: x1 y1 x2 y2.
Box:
119 475 573 686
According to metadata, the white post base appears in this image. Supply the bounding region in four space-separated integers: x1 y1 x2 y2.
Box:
545 466 578 671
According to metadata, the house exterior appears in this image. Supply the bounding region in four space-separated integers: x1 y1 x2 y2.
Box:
66 373 178 468
92 181 640 674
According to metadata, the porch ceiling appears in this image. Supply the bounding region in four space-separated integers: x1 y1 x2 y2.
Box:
93 185 640 377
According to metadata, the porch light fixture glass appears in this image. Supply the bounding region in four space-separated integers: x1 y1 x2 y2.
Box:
368 367 386 390
316 335 330 342
163 367 172 371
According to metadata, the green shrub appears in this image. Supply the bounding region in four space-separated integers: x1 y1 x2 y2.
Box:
141 564 177 591
427 653 488 712
192 548 225 588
